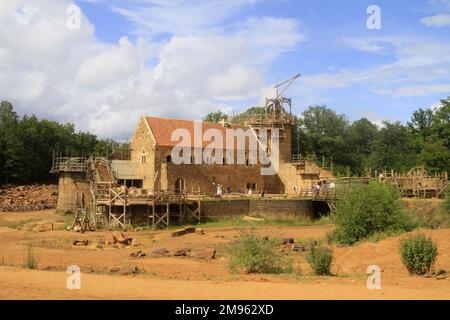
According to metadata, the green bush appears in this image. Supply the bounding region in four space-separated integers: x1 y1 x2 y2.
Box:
400 234 438 275
307 245 333 276
227 228 292 274
330 182 414 245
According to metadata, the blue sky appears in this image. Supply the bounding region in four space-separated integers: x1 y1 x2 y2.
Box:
76 0 450 124
1 0 449 137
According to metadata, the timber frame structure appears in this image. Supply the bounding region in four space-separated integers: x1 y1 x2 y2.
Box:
51 156 202 230
378 167 448 199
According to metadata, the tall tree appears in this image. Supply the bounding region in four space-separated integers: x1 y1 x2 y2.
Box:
203 111 228 123
408 108 433 137
0 101 19 183
431 97 450 150
300 106 350 175
370 121 420 172
0 101 121 184
344 118 378 175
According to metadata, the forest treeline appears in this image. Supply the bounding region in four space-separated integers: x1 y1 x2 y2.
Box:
0 101 118 184
205 96 450 177
1 97 449 184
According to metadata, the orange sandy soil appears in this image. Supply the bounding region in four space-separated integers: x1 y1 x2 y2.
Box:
0 210 448 300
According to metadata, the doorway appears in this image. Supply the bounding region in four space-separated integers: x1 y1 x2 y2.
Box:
175 178 185 194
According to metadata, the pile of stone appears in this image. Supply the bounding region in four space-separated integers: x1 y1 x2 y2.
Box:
171 226 205 237
109 265 144 276
278 238 318 252
73 239 90 246
149 247 216 260
0 184 58 212
425 270 448 280
96 231 140 248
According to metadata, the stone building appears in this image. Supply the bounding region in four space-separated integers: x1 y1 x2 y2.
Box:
52 100 333 221
127 115 332 196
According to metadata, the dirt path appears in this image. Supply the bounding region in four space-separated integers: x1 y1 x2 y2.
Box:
0 267 449 300
0 210 449 300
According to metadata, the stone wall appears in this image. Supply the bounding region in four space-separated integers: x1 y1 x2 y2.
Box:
166 163 283 194
201 198 314 219
113 198 315 226
279 125 292 163
57 172 91 212
129 116 156 189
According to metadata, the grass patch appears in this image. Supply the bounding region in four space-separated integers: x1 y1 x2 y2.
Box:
1 218 38 230
59 212 74 228
24 244 37 270
366 229 407 243
32 239 73 249
227 227 292 274
403 199 450 229
197 215 331 229
444 185 450 214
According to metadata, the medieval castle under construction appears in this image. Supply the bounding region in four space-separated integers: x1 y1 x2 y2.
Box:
50 76 448 231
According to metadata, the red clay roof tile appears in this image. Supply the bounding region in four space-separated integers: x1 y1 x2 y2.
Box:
146 116 253 149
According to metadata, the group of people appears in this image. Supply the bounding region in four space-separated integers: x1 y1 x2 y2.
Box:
214 184 232 197
312 182 322 192
292 182 323 196
213 183 266 198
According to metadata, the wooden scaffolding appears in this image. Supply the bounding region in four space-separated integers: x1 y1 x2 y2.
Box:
86 157 201 229
378 167 448 199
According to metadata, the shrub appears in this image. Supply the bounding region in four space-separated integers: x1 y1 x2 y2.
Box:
330 182 414 245
400 234 438 275
24 244 36 270
307 244 333 276
227 228 292 274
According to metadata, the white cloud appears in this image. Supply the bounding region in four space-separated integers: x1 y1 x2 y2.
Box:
208 65 264 100
236 17 305 62
75 37 144 87
341 38 388 53
0 0 304 139
421 14 450 27
373 84 450 97
111 0 261 37
427 0 450 9
358 111 389 128
295 38 450 101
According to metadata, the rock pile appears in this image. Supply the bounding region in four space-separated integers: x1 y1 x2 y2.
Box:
0 184 58 212
96 231 141 249
171 226 198 237
149 247 216 260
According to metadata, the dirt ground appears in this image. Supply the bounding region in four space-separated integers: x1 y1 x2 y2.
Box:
0 210 449 300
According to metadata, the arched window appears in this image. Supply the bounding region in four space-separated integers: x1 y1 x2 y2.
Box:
141 150 147 164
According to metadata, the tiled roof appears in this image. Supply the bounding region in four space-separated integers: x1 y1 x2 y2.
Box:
146 116 253 149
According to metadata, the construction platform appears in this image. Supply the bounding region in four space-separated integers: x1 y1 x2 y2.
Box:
51 156 203 230
51 156 448 231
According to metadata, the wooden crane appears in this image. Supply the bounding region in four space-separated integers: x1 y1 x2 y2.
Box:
265 73 301 127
